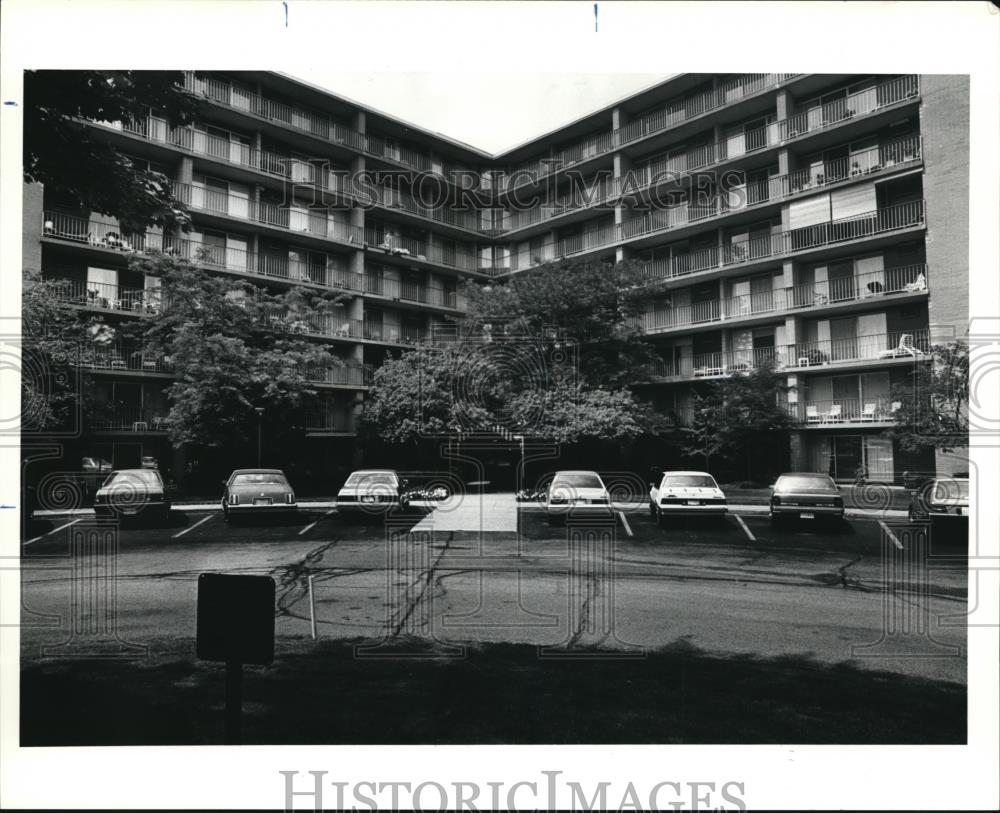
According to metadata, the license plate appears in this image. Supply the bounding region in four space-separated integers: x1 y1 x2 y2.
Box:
686 500 700 506
253 498 271 506
800 512 815 519
361 495 376 503
121 508 139 515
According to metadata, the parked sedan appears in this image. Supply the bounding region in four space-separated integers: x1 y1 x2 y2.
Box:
769 473 845 526
545 470 612 524
649 471 727 526
336 470 404 518
94 468 171 523
222 469 297 523
908 477 969 523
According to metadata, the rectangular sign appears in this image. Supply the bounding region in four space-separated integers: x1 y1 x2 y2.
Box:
196 573 275 665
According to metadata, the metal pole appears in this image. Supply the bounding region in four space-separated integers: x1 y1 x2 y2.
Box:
224 659 243 744
308 574 317 640
257 419 262 467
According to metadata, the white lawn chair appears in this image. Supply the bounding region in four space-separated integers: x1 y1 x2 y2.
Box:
861 402 877 421
826 404 843 422
806 405 821 423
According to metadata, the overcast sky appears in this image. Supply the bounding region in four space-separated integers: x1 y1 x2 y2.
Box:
287 70 666 154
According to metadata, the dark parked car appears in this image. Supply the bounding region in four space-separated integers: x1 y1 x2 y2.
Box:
94 469 171 523
222 469 297 523
908 477 969 523
769 473 845 526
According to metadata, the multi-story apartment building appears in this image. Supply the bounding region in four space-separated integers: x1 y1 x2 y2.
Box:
23 72 968 484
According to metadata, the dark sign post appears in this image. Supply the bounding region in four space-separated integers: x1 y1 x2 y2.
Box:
196 573 275 744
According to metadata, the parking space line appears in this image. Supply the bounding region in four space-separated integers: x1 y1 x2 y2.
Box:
24 518 80 546
878 520 904 550
734 513 757 543
617 511 634 538
299 510 334 536
172 513 214 539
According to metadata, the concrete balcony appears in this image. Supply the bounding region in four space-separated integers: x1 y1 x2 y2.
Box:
785 397 899 427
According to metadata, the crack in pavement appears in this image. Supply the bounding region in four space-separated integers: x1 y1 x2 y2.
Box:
566 572 599 648
388 531 453 637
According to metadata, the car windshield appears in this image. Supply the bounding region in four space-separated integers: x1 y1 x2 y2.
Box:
345 472 396 486
776 476 837 492
231 473 288 486
931 480 969 502
103 470 162 487
663 475 717 488
552 474 604 489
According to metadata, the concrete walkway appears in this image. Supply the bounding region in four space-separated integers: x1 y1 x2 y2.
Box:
411 492 519 532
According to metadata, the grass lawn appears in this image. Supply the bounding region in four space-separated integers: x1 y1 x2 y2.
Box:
20 636 965 746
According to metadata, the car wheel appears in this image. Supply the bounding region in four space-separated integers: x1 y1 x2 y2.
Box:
656 510 668 529
769 513 783 530
648 501 657 518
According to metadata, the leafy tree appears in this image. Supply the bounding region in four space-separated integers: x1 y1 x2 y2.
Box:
887 341 969 454
461 257 660 387
20 269 116 433
680 359 794 480
125 252 350 452
362 258 660 444
23 70 201 232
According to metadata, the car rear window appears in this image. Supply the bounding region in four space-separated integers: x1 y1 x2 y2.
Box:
931 480 969 502
345 472 396 486
232 473 288 486
776 476 837 492
552 473 604 489
104 470 163 487
663 475 717 488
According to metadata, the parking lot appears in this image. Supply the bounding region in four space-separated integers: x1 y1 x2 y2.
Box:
20 496 968 685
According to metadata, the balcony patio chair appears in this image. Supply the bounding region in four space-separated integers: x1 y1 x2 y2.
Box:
825 404 843 423
132 421 149 432
806 405 822 424
109 355 127 370
861 402 878 421
878 333 924 359
904 272 927 293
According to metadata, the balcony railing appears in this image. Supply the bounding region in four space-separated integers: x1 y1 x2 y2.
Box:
362 322 426 345
617 74 799 146
784 396 898 425
363 276 459 309
647 330 929 382
637 264 929 333
779 75 920 141
47 277 161 315
722 201 925 266
367 185 481 232
788 329 930 367
78 346 173 374
635 246 721 284
43 211 364 293
363 227 480 273
171 181 365 245
304 365 371 387
504 131 617 189
305 411 356 433
90 405 170 432
621 136 923 242
183 73 441 179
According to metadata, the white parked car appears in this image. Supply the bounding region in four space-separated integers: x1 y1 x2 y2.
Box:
545 470 612 524
649 470 727 526
336 469 404 518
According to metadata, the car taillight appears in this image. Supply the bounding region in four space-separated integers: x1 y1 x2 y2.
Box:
550 496 567 504
230 494 239 505
286 493 295 504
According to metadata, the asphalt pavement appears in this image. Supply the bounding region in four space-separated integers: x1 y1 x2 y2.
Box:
21 496 969 685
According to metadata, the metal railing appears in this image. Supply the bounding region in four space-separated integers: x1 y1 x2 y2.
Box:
785 396 897 425
637 264 929 333
304 365 371 387
90 405 170 431
504 131 617 188
42 211 365 293
779 75 920 141
47 277 161 315
363 275 460 309
621 135 923 242
363 225 480 273
367 185 481 232
617 74 799 146
305 411 356 433
722 201 925 266
79 346 173 374
362 321 426 345
788 329 930 367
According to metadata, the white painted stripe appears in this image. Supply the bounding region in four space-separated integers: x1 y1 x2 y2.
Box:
299 510 334 536
617 511 634 538
24 518 80 546
878 519 904 550
172 513 213 539
734 513 757 542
